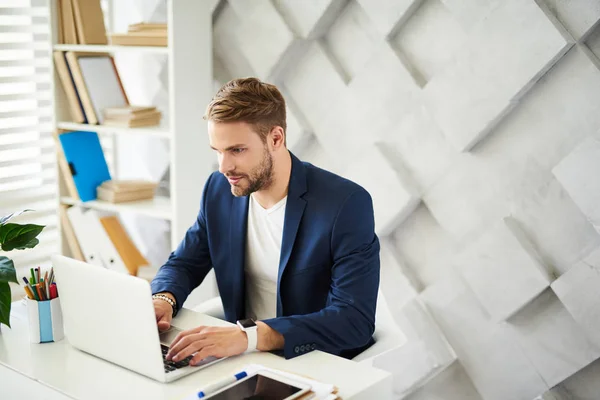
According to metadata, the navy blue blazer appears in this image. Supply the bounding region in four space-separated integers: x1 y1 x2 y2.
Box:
151 152 380 359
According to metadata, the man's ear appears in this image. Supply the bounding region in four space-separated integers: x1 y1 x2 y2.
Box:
270 126 286 149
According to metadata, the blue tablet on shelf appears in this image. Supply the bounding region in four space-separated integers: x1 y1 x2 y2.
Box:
58 130 111 202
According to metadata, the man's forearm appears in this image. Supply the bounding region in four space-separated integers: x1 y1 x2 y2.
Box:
256 321 284 351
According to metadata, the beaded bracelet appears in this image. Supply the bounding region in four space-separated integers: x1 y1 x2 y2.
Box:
152 293 178 318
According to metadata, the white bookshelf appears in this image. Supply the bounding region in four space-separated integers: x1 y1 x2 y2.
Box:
56 122 170 138
48 0 218 305
53 43 169 54
60 196 172 220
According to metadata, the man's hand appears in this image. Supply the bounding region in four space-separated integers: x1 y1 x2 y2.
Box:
166 326 247 365
165 321 284 365
154 297 173 332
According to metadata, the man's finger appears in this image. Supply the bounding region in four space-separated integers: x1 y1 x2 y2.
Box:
171 326 205 345
190 345 216 366
171 338 208 362
157 319 170 331
167 332 205 360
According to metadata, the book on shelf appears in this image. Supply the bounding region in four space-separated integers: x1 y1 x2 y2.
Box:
128 22 167 32
55 51 164 128
58 130 112 202
103 105 157 118
96 179 158 203
103 107 162 128
109 22 167 47
53 51 87 123
53 130 80 200
59 204 85 261
99 215 150 276
57 0 107 45
64 51 129 125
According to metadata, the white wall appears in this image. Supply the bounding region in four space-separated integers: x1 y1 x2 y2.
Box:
122 0 600 398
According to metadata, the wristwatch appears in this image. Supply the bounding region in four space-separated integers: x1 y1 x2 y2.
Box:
236 318 258 353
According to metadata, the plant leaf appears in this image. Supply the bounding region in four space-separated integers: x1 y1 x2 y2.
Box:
0 281 11 328
0 223 44 251
0 256 17 284
0 209 33 225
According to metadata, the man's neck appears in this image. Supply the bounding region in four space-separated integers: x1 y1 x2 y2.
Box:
252 151 292 209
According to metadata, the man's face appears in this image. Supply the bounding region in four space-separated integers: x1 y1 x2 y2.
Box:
209 121 274 197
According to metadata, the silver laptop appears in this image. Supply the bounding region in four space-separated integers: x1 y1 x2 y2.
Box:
51 254 224 383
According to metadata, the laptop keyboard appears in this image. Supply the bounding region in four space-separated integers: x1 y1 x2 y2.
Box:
161 344 193 373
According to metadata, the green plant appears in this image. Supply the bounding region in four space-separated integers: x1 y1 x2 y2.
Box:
0 210 45 328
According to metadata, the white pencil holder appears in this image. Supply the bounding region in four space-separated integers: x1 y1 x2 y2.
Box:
26 297 64 343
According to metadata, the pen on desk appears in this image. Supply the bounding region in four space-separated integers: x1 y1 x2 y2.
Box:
196 371 248 398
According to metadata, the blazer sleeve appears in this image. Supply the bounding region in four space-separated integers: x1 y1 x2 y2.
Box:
262 188 380 359
150 173 215 312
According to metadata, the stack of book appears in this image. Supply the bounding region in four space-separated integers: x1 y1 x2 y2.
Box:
109 23 167 47
96 180 158 203
103 105 162 128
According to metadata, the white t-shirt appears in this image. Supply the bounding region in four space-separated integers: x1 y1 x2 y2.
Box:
244 194 287 321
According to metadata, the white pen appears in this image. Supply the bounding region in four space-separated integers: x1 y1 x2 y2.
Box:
197 370 248 398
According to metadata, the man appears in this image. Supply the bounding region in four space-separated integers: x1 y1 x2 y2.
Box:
151 77 380 367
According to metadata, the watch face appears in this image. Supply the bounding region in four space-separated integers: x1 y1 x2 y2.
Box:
238 318 256 329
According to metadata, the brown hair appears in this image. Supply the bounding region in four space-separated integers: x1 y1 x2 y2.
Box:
204 77 287 145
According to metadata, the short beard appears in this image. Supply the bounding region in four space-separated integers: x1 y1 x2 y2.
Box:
231 147 274 197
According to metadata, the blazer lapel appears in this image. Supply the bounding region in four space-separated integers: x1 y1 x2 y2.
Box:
276 152 307 316
230 195 249 320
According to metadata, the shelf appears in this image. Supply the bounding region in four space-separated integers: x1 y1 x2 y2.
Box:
57 122 170 138
53 44 168 55
60 196 172 220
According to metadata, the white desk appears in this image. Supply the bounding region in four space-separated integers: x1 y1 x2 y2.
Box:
0 301 392 400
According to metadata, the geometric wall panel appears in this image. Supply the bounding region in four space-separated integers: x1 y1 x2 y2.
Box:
423 0 571 151
507 289 600 388
225 0 299 79
379 240 419 311
341 146 420 236
551 247 600 350
454 217 553 322
539 0 600 39
284 41 347 129
403 362 483 400
378 105 457 193
323 0 380 82
213 3 256 78
552 137 600 235
391 203 458 289
439 0 496 31
421 275 548 400
373 298 457 397
273 0 346 38
390 0 467 85
356 0 421 38
508 176 600 276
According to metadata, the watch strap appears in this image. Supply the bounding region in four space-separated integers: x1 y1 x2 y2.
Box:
237 320 258 352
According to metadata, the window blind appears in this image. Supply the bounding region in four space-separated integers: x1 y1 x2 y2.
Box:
0 1 57 292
